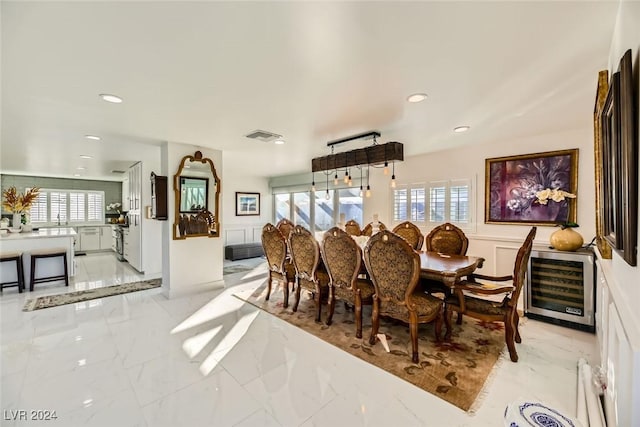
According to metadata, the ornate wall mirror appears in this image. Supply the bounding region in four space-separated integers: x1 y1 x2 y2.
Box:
173 151 221 239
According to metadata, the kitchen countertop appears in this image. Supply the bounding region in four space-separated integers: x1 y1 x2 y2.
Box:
0 227 77 240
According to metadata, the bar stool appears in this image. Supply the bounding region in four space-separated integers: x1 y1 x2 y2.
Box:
30 248 69 291
0 252 25 293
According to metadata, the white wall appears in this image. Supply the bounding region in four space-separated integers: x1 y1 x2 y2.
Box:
606 0 640 333
600 2 640 426
365 126 595 275
221 156 271 246
161 142 224 298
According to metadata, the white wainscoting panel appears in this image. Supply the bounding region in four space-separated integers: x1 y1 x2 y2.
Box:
251 227 262 243
225 229 246 245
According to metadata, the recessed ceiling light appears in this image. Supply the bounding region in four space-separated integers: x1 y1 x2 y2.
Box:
407 93 428 103
84 135 101 141
454 126 470 133
99 93 123 103
274 139 285 145
77 167 86 170
73 174 81 177
79 155 93 159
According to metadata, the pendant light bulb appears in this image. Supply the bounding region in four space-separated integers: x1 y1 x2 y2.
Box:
366 185 371 198
348 175 353 186
344 170 349 184
325 189 330 200
311 181 316 192
391 174 396 188
334 173 339 186
359 185 363 197
383 161 389 176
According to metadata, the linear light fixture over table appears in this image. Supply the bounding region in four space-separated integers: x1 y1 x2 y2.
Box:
311 131 403 172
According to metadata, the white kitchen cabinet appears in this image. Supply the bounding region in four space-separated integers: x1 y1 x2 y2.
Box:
99 226 112 250
77 226 114 252
122 177 130 212
79 227 101 251
125 161 143 272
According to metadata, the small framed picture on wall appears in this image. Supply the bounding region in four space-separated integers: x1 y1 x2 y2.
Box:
235 192 260 216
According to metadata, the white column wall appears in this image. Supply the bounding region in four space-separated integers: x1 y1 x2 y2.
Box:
161 142 224 298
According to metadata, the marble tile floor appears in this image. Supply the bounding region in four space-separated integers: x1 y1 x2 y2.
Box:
1 254 597 426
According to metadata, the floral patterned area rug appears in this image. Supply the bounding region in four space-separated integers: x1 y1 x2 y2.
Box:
234 283 507 412
22 278 162 312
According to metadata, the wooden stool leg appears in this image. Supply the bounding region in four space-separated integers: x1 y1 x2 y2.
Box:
63 253 69 287
30 255 36 291
17 256 24 293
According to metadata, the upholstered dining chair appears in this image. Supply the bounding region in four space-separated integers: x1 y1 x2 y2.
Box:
261 223 296 307
289 225 330 323
444 227 537 362
320 227 375 338
422 222 470 302
361 221 387 236
364 230 443 363
392 221 424 251
344 220 362 236
425 222 469 256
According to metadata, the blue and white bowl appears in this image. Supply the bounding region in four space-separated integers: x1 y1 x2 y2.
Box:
504 400 583 427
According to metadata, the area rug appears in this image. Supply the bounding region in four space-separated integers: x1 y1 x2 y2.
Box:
23 278 162 312
234 283 507 412
223 264 254 275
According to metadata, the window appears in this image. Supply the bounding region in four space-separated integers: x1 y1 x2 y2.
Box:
338 188 362 226
314 190 334 232
28 188 105 225
393 189 408 221
293 192 311 230
391 179 471 227
274 193 290 222
273 186 363 232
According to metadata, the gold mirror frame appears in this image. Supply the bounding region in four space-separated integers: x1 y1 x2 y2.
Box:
594 70 612 259
173 151 221 240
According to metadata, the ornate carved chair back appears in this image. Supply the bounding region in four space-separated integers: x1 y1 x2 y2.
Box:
362 221 387 236
364 230 442 362
344 220 362 236
392 221 424 251
425 222 469 255
364 230 420 306
261 223 295 303
321 226 374 337
321 227 361 294
289 225 328 322
276 218 294 241
507 227 537 309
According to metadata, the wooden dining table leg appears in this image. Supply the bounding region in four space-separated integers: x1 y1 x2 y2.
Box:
354 289 363 338
409 311 419 363
326 285 336 326
444 305 453 341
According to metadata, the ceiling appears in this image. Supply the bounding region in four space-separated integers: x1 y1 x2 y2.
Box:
1 1 619 181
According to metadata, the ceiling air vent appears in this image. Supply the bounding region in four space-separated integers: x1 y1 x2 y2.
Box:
110 169 126 174
245 129 282 142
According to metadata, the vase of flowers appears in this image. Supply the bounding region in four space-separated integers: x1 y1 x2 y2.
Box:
534 188 582 250
2 187 40 228
107 202 123 223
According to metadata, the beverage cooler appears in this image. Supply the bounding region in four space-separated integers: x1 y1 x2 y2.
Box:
525 248 595 332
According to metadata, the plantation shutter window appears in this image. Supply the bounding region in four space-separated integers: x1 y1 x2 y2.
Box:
393 189 408 221
410 188 425 222
429 186 446 222
87 192 104 222
29 192 48 223
50 192 68 224
69 192 85 222
450 184 469 223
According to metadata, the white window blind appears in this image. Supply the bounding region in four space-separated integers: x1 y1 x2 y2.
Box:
450 184 469 222
50 192 68 223
429 186 446 222
69 192 85 222
410 188 425 222
25 188 106 225
87 192 103 221
29 192 48 223
393 189 408 221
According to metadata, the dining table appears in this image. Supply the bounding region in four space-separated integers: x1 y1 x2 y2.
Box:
419 251 485 288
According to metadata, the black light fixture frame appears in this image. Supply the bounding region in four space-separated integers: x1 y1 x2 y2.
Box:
311 131 403 173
